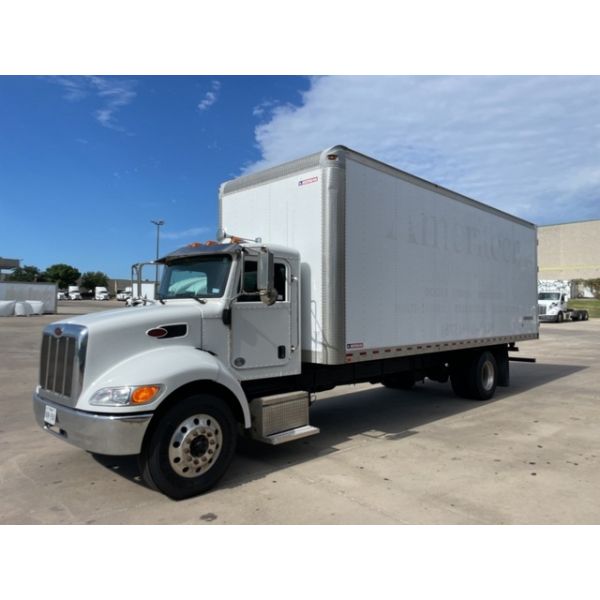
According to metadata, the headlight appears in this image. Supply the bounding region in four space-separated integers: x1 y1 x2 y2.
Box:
90 385 161 406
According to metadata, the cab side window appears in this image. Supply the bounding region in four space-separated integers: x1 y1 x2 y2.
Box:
238 261 287 302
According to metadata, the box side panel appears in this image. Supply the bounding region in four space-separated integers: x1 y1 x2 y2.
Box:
344 158 538 353
220 168 325 361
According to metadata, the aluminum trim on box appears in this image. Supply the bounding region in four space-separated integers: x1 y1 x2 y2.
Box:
343 333 539 363
321 150 347 365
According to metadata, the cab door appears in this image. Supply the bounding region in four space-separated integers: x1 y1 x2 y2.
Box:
230 258 298 376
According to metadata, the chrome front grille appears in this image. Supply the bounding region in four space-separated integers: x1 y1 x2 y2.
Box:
538 305 546 315
39 324 87 405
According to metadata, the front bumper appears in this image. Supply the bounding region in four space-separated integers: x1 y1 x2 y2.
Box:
539 314 559 322
33 393 153 456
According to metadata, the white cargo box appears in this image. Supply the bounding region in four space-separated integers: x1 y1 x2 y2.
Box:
220 146 538 365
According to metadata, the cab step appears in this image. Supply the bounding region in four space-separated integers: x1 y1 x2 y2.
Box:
249 391 320 445
261 425 320 445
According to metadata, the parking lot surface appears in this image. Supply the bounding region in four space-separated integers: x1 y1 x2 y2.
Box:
1 301 599 524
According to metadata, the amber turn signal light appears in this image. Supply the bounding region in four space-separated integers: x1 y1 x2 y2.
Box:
131 385 161 404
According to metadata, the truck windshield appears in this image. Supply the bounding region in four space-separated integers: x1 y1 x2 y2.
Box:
538 292 561 300
159 255 232 299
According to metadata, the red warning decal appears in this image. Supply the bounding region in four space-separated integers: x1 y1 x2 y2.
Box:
298 176 318 187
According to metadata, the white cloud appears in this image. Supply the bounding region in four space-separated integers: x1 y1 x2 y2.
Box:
161 226 211 240
198 80 221 112
50 76 137 132
247 76 600 225
53 76 88 101
252 99 278 118
89 76 137 131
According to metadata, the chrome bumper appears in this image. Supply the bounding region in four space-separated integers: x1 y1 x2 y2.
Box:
33 393 153 456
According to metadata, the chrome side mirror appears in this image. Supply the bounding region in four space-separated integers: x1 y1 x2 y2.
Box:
257 247 276 305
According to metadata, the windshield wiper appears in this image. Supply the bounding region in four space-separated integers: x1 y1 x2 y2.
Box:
193 297 207 304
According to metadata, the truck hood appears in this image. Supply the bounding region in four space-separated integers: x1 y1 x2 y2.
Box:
55 300 225 393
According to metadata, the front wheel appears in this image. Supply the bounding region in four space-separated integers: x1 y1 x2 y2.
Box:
140 394 237 500
556 312 564 323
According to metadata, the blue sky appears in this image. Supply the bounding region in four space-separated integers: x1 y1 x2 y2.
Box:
1 75 600 279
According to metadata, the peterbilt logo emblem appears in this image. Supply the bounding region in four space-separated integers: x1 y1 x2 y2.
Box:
54 327 63 337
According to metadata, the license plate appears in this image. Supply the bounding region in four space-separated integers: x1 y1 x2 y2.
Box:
44 405 57 426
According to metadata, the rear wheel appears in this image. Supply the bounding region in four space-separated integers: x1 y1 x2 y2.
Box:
451 350 498 401
140 394 237 500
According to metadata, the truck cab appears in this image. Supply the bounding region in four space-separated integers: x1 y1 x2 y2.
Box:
67 285 81 300
34 238 306 499
94 286 110 301
537 291 568 322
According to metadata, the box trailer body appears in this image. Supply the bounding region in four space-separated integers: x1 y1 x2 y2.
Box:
220 146 538 365
33 145 539 500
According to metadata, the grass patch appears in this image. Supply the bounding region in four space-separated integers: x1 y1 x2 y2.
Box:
568 299 600 318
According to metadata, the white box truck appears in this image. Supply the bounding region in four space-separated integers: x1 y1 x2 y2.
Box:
94 286 110 301
67 285 81 300
33 146 538 499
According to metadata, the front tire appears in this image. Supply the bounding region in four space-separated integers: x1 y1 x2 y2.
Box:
140 394 237 500
557 312 564 323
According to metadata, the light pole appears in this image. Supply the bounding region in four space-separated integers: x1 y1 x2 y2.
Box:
151 219 165 289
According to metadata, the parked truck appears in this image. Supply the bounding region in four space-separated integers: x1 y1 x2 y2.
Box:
67 285 81 300
116 286 132 301
537 280 589 322
33 146 538 499
94 286 110 301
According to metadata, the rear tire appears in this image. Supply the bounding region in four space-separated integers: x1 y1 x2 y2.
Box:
140 394 237 500
451 350 498 401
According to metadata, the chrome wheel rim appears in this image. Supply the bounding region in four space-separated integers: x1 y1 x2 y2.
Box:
168 414 222 478
481 361 495 391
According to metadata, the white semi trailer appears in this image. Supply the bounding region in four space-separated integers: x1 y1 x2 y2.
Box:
33 146 538 499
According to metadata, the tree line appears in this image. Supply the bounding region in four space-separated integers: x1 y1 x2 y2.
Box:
6 263 109 291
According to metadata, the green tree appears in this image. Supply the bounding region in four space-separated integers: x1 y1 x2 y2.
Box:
43 263 81 289
6 265 45 282
81 271 109 292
